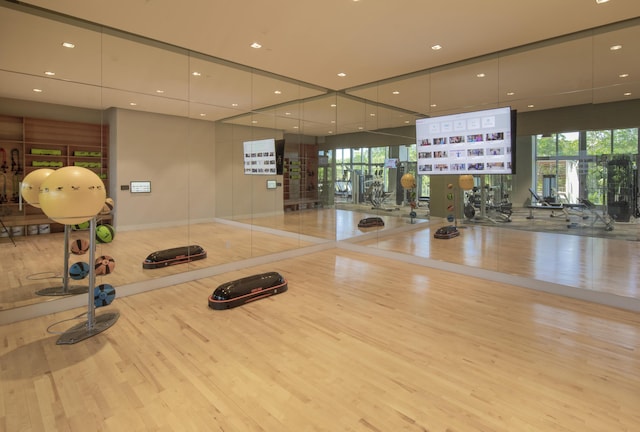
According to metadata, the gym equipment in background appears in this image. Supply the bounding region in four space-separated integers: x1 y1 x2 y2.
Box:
605 154 637 222
400 172 420 222
143 245 207 269
464 180 513 224
365 169 394 210
358 217 385 228
527 188 588 221
572 198 614 231
208 272 288 310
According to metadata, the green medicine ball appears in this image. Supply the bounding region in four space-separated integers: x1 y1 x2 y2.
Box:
96 224 115 243
72 221 90 231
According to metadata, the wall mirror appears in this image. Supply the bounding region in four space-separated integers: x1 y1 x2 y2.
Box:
0 1 638 318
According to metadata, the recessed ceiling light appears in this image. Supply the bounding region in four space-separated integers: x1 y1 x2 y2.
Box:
293 126 299 129
528 104 535 108
369 113 376 117
274 90 282 95
44 71 55 76
285 112 291 116
404 120 410 124
358 126 364 130
328 131 334 134
250 42 262 49
337 72 346 77
129 102 137 106
33 88 43 93
431 44 442 50
156 89 164 94
610 44 622 51
331 120 336 124
252 120 258 124
619 73 629 78
430 103 437 107
330 104 337 108
62 42 75 48
392 91 400 95
623 92 632 96
476 73 486 78
199 113 206 117
596 0 610 4
506 91 515 96
192 71 201 76
231 103 239 107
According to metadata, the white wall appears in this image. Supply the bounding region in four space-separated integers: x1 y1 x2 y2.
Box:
110 108 215 230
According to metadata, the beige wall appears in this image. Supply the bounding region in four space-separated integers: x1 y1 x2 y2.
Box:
110 108 215 230
214 123 284 219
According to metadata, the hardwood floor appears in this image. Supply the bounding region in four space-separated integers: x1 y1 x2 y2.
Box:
1 248 639 431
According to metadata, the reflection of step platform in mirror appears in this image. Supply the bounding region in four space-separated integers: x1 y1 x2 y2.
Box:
358 217 385 228
142 245 207 269
434 225 460 239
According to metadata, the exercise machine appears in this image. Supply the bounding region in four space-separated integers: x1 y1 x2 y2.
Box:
464 183 512 223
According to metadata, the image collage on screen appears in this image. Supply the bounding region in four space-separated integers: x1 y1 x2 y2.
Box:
416 107 513 175
243 138 277 175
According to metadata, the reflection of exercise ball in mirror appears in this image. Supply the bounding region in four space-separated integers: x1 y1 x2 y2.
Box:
400 173 416 189
39 166 106 225
458 174 474 190
20 168 55 208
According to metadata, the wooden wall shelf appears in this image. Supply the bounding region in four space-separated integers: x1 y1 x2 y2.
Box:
0 115 109 234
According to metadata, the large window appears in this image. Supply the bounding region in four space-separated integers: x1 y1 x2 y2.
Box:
535 128 638 205
535 133 580 202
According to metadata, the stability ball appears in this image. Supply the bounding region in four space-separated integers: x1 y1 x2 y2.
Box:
400 173 416 189
458 174 474 190
20 168 54 208
39 166 106 225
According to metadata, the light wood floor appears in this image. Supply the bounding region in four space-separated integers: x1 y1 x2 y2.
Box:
1 247 639 431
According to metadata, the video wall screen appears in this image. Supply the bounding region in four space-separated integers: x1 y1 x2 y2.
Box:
416 107 515 175
243 138 277 175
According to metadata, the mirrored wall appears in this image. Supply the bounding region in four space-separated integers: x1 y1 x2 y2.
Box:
0 1 638 315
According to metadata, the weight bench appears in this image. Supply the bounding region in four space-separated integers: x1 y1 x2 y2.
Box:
526 188 586 221
574 198 614 231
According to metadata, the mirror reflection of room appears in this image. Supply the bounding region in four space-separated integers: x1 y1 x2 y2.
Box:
0 2 638 319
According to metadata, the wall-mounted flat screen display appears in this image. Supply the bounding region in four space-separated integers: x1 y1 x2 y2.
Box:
384 158 398 168
244 138 277 175
416 107 516 175
130 181 151 193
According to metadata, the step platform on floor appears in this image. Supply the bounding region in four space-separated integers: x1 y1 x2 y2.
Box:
208 271 288 310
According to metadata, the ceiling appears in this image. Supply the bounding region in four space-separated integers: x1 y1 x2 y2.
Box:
1 0 639 137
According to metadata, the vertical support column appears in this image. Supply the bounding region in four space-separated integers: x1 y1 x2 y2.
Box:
86 217 97 328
